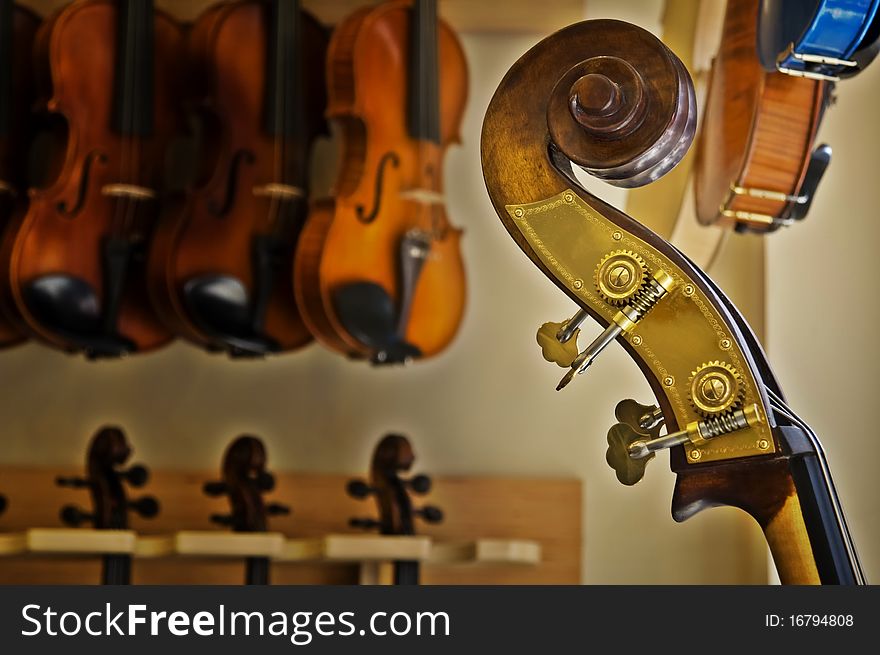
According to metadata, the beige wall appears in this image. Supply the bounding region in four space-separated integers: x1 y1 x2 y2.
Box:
0 0 772 583
766 60 880 582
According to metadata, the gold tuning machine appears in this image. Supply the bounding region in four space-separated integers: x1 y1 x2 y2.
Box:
606 404 762 485
557 270 676 391
536 309 588 367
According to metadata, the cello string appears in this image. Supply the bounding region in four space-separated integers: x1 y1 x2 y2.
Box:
766 388 865 583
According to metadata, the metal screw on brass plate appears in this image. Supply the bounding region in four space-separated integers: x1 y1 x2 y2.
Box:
720 338 732 350
663 376 675 387
689 450 702 461
631 335 642 346
683 284 695 296
612 231 622 240
758 439 770 450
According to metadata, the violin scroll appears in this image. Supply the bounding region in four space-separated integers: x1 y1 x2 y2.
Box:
202 435 290 533
347 434 443 536
57 426 159 529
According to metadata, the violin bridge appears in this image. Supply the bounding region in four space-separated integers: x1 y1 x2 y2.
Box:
252 183 304 199
101 184 156 200
399 188 445 205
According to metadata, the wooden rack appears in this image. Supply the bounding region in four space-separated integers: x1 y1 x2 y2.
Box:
0 466 580 584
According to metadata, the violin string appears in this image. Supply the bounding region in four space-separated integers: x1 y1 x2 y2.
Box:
120 0 144 240
267 0 284 237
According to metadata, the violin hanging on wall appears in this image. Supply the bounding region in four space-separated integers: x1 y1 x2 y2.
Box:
0 1 39 348
202 435 290 585
694 0 831 233
148 0 328 357
347 434 443 585
56 426 159 585
481 19 863 585
0 0 185 358
758 0 880 80
294 0 468 365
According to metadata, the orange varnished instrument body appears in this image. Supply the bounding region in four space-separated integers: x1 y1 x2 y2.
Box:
294 0 467 363
0 0 184 357
0 1 39 347
148 0 328 356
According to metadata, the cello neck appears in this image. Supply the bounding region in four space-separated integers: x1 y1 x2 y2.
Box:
781 436 864 584
113 0 155 136
408 0 440 143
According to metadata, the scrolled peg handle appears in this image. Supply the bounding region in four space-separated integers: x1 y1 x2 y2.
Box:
417 505 444 524
349 517 379 531
121 464 149 488
60 505 94 527
203 481 228 497
210 513 234 527
346 479 374 499
267 502 291 517
128 496 160 519
56 476 90 489
407 474 432 494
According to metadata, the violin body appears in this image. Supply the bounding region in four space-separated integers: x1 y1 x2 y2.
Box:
148 0 328 356
694 0 830 233
0 0 185 357
0 2 39 347
294 0 467 363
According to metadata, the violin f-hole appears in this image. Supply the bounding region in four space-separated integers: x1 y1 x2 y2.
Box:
56 150 108 217
207 149 256 217
356 151 400 224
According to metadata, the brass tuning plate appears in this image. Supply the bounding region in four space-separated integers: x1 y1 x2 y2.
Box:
506 189 773 463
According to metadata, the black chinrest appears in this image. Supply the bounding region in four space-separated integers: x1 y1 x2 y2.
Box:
23 274 134 357
182 274 280 356
332 281 421 364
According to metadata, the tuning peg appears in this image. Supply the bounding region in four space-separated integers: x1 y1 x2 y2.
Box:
60 505 94 527
614 399 664 435
56 476 90 489
407 474 432 494
606 405 762 485
346 479 374 499
210 513 234 527
267 502 290 517
203 481 228 497
417 505 444 524
536 308 587 367
557 271 675 391
121 464 149 488
349 517 379 530
256 471 275 492
606 422 654 486
128 496 159 519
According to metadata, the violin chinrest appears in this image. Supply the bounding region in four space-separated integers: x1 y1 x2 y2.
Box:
182 274 280 356
23 275 134 357
332 282 421 364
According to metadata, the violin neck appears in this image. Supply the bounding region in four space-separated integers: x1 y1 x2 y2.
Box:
246 556 271 586
408 0 440 143
264 0 304 140
113 0 155 136
102 554 132 585
0 0 11 136
394 560 420 586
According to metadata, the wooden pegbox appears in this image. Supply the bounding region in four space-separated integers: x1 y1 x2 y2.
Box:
0 466 580 584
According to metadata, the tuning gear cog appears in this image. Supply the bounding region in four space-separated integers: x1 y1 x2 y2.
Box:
595 250 648 305
688 361 744 417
